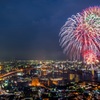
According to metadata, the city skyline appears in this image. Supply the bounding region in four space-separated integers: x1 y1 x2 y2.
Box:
0 0 100 60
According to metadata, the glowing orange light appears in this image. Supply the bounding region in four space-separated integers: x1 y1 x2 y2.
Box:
31 78 41 86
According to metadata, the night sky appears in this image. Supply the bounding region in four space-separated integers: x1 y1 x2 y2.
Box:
0 0 100 60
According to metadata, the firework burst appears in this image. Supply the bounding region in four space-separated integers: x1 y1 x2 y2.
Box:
59 6 100 64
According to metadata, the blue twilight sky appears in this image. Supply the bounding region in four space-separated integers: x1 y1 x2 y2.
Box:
0 0 100 60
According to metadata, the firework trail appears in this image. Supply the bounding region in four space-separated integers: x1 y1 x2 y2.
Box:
59 6 100 64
